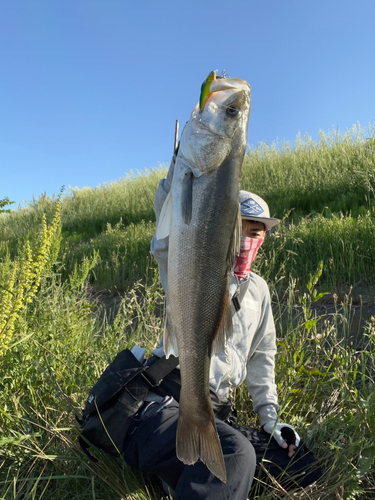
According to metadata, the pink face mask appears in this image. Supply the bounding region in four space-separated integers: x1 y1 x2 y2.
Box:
234 236 264 279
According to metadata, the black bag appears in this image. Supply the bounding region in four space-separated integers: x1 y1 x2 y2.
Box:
77 349 179 460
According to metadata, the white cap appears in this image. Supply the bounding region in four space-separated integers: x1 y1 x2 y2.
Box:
240 190 280 231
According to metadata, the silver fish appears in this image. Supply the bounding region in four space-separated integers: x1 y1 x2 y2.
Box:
156 75 251 482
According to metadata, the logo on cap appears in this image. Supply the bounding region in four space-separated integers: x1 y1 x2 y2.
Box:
241 197 264 216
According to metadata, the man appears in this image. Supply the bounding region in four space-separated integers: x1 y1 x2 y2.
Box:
123 160 321 499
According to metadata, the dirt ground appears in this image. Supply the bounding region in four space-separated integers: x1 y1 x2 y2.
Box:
90 283 375 342
312 284 375 340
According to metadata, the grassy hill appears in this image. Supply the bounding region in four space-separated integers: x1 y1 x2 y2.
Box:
1 124 375 499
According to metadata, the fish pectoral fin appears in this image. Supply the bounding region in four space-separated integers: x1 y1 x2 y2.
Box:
227 202 242 268
163 313 179 358
156 191 173 240
181 170 193 225
212 295 233 355
176 410 227 483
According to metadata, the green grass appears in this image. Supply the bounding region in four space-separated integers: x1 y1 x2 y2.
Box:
242 124 375 220
252 209 375 295
1 125 374 294
2 264 375 499
1 123 375 499
0 169 165 293
0 271 166 500
61 219 157 292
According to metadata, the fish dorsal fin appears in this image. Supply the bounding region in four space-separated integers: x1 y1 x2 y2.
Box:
227 202 242 268
181 171 193 225
212 294 233 355
156 191 173 240
163 312 179 358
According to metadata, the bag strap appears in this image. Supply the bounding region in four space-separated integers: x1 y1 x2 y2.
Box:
141 354 179 387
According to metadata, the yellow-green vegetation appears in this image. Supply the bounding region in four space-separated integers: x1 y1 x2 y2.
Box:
0 192 62 356
0 197 15 214
1 124 375 499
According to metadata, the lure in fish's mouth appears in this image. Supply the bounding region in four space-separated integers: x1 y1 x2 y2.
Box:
199 70 248 113
199 70 217 111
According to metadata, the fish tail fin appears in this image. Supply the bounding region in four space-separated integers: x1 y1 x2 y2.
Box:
176 411 227 483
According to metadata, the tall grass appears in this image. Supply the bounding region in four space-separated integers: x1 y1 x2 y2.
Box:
61 219 158 292
0 261 166 499
1 126 374 293
1 124 375 498
61 169 164 238
0 169 164 244
251 209 375 294
0 170 166 292
242 124 375 220
1 258 375 499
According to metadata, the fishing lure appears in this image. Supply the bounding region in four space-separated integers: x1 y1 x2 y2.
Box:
199 70 217 111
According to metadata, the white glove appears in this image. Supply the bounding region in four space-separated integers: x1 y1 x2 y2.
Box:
263 420 300 448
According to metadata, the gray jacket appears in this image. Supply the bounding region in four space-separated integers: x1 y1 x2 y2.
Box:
150 169 279 427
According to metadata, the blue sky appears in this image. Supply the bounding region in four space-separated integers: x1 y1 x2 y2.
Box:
1 0 374 208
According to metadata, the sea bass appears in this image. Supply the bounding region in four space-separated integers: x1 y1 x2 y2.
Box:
156 72 251 482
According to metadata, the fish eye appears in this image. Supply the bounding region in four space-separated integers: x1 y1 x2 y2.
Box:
226 105 240 117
